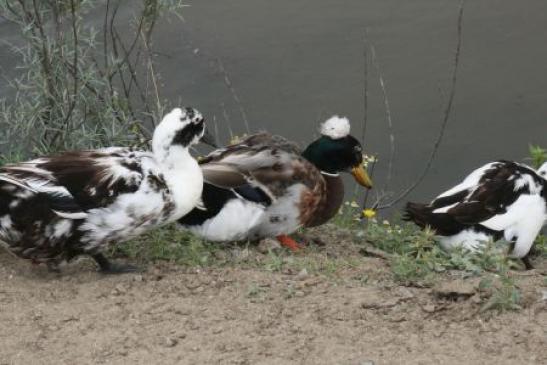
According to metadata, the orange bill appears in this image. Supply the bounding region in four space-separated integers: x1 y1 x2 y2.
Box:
351 164 373 188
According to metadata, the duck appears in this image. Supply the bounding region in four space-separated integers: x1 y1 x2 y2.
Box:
0 107 216 273
178 116 373 250
404 160 547 269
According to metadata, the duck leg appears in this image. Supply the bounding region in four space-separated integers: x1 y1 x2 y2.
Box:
506 241 534 270
276 235 301 252
521 255 534 270
91 253 140 274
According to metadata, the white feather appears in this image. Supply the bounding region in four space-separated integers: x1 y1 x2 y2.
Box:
251 184 305 238
320 115 351 139
535 162 547 178
435 162 498 200
481 194 546 258
439 229 493 251
185 199 265 241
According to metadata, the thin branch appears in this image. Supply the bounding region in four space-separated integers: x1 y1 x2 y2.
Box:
103 0 110 78
376 0 465 210
220 101 234 139
361 28 369 145
50 0 80 147
361 158 377 211
140 28 162 124
370 43 395 193
217 58 251 133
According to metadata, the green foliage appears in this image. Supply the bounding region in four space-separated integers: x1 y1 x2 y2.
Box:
0 0 185 158
331 201 362 229
348 204 525 311
528 145 547 168
478 275 521 312
532 234 547 257
111 225 219 267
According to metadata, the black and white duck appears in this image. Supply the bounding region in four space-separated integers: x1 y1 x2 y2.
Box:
0 107 216 273
178 116 373 250
404 161 547 269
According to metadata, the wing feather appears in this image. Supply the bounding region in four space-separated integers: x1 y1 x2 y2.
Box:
2 148 149 210
444 161 545 225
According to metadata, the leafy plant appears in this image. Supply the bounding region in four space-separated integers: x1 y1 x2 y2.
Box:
0 0 185 158
528 145 547 168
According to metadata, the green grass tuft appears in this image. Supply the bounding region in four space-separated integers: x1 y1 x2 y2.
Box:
110 224 220 267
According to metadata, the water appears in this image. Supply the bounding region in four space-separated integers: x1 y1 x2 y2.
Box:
1 0 546 208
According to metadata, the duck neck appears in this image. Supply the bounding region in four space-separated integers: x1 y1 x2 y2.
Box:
154 144 189 170
154 144 203 221
306 172 345 227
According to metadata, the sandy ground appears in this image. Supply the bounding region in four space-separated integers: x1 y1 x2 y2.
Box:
1 230 546 365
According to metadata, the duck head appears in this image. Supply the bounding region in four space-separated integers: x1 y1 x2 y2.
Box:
302 116 373 188
152 107 217 157
537 162 547 179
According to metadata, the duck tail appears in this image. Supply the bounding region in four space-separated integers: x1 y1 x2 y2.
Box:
403 202 433 229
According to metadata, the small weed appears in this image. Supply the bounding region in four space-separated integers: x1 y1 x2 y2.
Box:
528 145 547 168
246 282 267 299
531 234 547 258
284 284 296 299
479 272 521 313
263 251 285 272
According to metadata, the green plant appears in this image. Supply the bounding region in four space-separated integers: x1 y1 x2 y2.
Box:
0 0 185 157
111 225 219 267
528 145 547 168
479 269 521 313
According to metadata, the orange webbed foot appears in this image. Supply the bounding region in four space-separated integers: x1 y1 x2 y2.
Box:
276 235 301 252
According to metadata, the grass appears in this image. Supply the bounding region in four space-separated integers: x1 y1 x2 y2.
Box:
106 201 546 314
110 224 220 267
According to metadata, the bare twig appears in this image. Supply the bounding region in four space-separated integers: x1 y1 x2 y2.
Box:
217 58 251 133
370 43 396 194
362 158 377 210
376 0 465 210
140 28 162 124
50 0 80 147
220 102 235 139
361 28 369 145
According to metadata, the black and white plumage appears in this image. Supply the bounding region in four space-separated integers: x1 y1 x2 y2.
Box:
404 161 547 269
0 107 214 273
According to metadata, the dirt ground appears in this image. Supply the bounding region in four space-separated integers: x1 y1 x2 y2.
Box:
1 227 546 365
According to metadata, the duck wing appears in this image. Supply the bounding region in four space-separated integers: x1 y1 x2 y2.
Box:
443 161 545 225
2 148 150 211
430 162 502 210
200 133 312 202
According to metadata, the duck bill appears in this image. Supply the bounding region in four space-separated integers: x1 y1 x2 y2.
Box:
351 165 373 188
201 128 218 148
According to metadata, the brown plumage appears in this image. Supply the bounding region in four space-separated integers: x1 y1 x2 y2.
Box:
178 121 372 248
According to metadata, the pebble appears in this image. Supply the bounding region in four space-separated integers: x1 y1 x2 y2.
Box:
163 337 178 348
257 238 281 253
296 268 309 281
422 304 436 313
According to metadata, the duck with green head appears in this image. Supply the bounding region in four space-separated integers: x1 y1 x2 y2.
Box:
178 116 373 250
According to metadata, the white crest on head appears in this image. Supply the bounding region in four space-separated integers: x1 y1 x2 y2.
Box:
537 162 547 179
320 115 351 139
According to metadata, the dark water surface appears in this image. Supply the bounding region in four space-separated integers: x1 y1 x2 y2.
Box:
1 1 546 207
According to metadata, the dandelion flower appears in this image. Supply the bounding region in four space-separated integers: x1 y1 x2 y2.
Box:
362 209 376 219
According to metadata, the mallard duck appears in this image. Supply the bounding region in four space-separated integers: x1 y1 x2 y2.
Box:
178 116 373 250
404 161 547 269
0 107 216 273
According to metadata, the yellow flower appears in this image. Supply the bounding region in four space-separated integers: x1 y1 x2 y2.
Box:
362 209 376 219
